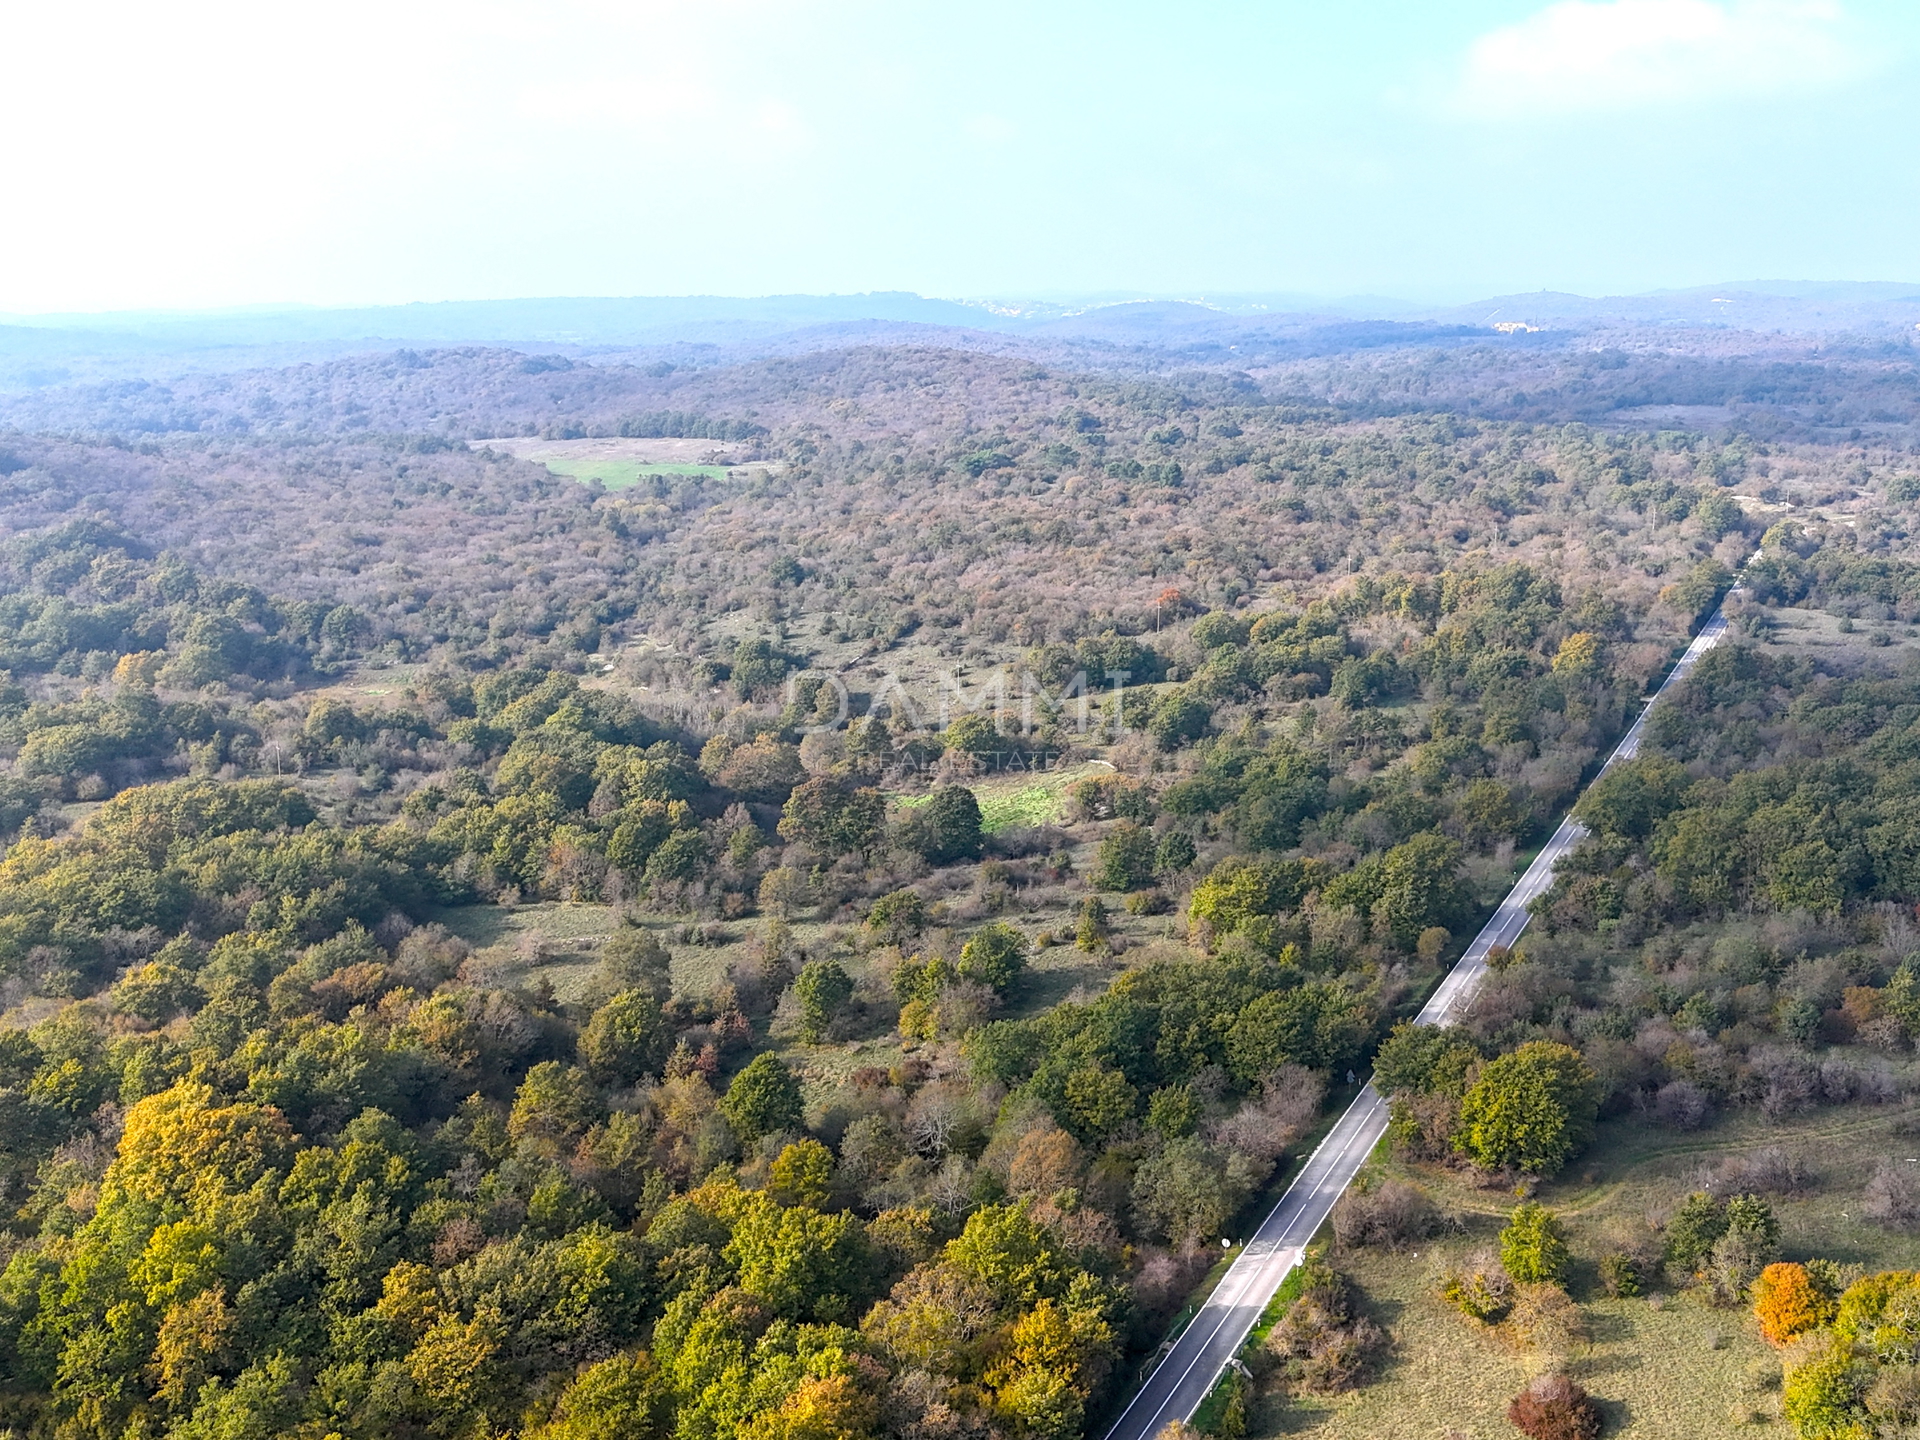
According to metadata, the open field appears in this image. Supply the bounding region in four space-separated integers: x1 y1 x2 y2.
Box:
892 759 1109 832
1253 1103 1920 1440
1755 602 1920 661
544 458 729 488
469 435 779 488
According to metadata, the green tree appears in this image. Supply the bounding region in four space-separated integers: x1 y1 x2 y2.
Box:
1782 1339 1865 1440
644 829 710 885
722 1054 805 1143
1091 821 1157 892
510 1062 604 1158
944 712 1004 758
724 1192 870 1321
580 990 669 1087
779 778 885 858
1146 687 1211 749
1371 1022 1479 1098
915 786 984 864
1146 1084 1199 1139
1188 856 1324 935
957 923 1026 994
1500 1202 1570 1285
792 959 854 1044
1373 832 1467 949
1453 1042 1598 1176
599 923 673 1004
1573 755 1690 841
527 1352 670 1440
1131 1136 1247 1244
1226 983 1370 1081
1062 1064 1137 1140
1154 830 1197 874
768 1139 835 1208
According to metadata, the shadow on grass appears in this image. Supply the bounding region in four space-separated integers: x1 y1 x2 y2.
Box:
1593 1393 1635 1435
1007 949 1111 1017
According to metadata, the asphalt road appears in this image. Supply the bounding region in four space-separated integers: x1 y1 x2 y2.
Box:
1101 601 1737 1440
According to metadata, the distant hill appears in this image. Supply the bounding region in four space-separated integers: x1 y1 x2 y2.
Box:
3 281 1919 396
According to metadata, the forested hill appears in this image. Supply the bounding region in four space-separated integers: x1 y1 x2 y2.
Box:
4 328 1920 444
0 332 1918 1440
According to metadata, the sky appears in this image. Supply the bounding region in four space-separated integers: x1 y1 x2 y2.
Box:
4 0 1918 313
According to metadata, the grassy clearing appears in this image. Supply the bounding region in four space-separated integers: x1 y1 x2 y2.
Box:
1250 1103 1920 1439
539 458 728 489
892 761 1108 834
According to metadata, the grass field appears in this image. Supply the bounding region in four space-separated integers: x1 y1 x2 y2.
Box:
538 458 728 489
893 760 1108 833
1248 1102 1920 1439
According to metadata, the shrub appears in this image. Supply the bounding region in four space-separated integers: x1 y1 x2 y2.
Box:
1332 1179 1439 1252
1440 1251 1514 1323
1863 1159 1920 1230
1507 1373 1602 1440
1501 1203 1571 1286
1709 1199 1781 1303
1665 1191 1730 1275
865 887 927 941
1075 896 1111 952
1753 1263 1833 1346
1714 1146 1817 1197
1652 1079 1712 1130
1598 1251 1642 1298
1124 888 1171 916
1265 1261 1385 1394
1504 1282 1589 1355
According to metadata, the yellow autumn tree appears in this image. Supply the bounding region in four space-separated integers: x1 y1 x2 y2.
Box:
148 1285 235 1409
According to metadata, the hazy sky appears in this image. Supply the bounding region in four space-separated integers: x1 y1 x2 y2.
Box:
6 0 1917 312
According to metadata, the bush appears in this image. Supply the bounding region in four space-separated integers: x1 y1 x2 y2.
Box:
1265 1261 1385 1394
1332 1179 1439 1252
1713 1146 1816 1197
1075 896 1111 952
1652 1079 1712 1130
1124 888 1171 916
1507 1373 1602 1440
1665 1191 1730 1274
1500 1202 1571 1286
1863 1159 1920 1230
1598 1251 1642 1298
1504 1282 1589 1354
1440 1251 1514 1323
1753 1262 1833 1346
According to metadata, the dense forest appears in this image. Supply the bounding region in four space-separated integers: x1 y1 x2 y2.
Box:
0 331 1918 1440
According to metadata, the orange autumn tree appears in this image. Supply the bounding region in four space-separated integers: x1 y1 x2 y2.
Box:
1754 1262 1833 1346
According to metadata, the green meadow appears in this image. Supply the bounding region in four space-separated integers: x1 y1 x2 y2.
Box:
538 458 728 488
